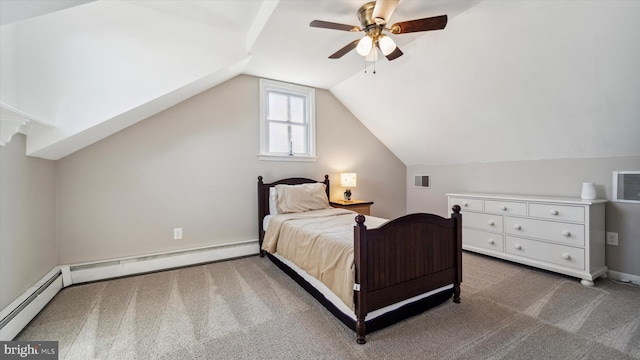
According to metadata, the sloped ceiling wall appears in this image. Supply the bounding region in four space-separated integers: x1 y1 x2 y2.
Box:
0 0 263 159
331 0 640 166
0 0 483 160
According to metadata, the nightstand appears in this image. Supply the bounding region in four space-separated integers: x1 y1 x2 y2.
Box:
330 199 373 215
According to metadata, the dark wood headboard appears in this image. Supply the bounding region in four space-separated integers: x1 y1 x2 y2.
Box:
257 175 330 255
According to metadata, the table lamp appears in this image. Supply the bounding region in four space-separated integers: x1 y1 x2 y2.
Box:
341 173 357 201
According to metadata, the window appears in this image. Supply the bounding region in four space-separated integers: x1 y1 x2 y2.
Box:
613 171 640 203
259 79 316 161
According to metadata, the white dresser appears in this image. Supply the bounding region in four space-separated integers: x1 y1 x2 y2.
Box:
447 193 607 286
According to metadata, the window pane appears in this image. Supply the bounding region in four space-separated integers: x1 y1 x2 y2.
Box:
290 96 305 124
268 92 288 121
268 122 290 153
259 78 315 160
291 125 306 154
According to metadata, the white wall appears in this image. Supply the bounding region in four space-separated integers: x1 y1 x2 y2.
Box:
0 135 57 309
0 25 17 106
56 75 406 264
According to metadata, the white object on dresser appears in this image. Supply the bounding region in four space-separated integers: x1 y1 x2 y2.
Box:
581 182 597 200
447 193 607 286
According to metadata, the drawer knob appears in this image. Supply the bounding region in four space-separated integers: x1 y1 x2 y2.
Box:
514 224 522 230
550 209 559 215
488 220 495 226
514 244 522 250
463 202 469 207
562 253 571 260
562 230 571 237
501 205 507 211
488 239 495 245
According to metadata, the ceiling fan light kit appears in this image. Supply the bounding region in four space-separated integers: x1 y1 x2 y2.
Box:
309 0 448 70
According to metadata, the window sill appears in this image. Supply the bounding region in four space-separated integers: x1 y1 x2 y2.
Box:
258 154 318 162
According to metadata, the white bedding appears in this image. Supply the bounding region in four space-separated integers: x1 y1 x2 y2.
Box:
262 209 383 309
262 208 453 312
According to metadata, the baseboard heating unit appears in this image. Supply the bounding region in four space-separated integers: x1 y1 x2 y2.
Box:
0 239 259 340
0 268 63 340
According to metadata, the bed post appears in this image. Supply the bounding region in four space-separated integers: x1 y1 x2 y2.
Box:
323 174 330 198
258 176 266 257
353 214 368 344
451 205 462 303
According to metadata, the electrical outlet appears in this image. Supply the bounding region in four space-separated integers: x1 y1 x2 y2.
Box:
174 227 183 240
606 232 618 246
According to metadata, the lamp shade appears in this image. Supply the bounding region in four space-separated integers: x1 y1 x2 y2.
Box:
341 173 357 187
356 35 373 56
378 34 397 56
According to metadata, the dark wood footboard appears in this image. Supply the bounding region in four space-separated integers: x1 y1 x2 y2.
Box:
353 206 462 344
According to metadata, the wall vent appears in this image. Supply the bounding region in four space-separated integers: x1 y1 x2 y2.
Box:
613 171 640 203
414 175 430 188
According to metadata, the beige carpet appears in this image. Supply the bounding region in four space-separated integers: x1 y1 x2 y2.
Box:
16 252 640 359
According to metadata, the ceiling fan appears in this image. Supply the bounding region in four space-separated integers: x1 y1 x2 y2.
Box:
310 0 447 62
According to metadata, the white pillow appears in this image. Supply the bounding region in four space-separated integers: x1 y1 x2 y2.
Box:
269 187 278 215
275 183 330 214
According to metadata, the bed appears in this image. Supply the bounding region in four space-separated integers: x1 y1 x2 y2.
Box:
257 175 462 344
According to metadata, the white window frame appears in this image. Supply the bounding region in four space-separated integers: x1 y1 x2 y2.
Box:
259 78 317 162
613 171 640 203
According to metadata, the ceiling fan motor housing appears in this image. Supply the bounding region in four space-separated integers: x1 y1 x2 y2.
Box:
358 2 385 50
358 2 379 28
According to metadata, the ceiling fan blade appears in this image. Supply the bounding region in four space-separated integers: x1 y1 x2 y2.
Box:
372 0 400 25
384 46 403 61
390 15 447 34
310 20 361 32
329 39 360 59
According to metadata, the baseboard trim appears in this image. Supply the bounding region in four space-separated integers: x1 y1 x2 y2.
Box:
67 240 260 285
608 270 640 286
0 240 259 340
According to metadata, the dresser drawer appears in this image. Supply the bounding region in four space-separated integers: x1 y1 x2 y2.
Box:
505 217 584 247
506 236 585 270
528 203 584 223
450 197 483 212
484 200 527 216
464 212 503 233
463 228 504 252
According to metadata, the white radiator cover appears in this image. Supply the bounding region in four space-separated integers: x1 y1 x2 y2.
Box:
0 268 63 341
0 240 259 340
66 240 258 285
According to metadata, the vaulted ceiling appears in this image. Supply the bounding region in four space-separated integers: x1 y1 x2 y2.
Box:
1 0 638 165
